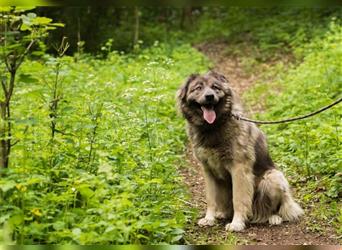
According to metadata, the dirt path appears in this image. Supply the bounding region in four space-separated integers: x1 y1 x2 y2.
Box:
180 42 340 245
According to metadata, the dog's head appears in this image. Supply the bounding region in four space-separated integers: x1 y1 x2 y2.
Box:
177 71 233 126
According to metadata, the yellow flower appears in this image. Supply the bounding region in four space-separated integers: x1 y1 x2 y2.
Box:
31 208 42 217
15 184 27 192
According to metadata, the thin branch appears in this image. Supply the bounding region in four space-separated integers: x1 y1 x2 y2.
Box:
60 42 70 56
15 39 36 71
10 139 19 147
1 16 11 73
50 97 62 104
10 125 29 147
1 77 8 96
7 70 16 102
3 57 11 72
54 129 75 137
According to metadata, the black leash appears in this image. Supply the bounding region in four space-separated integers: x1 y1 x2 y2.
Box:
232 96 342 125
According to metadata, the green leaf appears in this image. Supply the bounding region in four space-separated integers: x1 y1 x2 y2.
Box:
50 23 65 27
8 214 24 227
27 12 37 19
78 185 94 199
20 23 31 31
0 7 12 12
171 234 183 243
14 7 36 13
32 16 52 25
19 73 38 83
0 180 16 193
72 228 82 238
52 221 66 231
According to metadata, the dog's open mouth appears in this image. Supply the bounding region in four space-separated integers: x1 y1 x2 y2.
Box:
201 105 216 124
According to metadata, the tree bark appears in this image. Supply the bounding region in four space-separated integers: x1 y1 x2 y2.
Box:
133 7 140 48
0 70 15 168
180 7 193 30
0 101 8 168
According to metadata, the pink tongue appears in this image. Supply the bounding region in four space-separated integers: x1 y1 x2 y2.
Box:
201 106 216 124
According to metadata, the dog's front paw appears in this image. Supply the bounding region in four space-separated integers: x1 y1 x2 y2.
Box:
269 215 283 225
225 221 245 232
198 217 215 227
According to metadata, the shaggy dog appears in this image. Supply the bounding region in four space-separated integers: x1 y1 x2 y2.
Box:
177 71 303 232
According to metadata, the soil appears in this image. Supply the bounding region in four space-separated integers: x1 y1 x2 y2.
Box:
180 41 340 245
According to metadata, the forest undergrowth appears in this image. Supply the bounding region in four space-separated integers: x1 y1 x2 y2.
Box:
0 7 341 244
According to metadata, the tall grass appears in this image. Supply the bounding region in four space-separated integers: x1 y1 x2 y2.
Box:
0 43 209 244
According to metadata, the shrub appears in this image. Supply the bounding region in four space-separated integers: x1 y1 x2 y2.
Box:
0 43 209 244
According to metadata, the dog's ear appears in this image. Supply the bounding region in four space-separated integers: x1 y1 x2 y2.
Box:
176 73 199 102
176 73 199 116
208 70 229 83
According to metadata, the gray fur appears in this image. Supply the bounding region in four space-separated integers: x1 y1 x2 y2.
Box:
177 71 303 231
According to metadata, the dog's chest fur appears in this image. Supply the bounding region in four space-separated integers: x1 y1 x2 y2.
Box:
194 146 231 179
190 125 238 180
189 120 256 180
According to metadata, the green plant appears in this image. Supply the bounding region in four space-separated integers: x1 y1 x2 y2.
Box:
1 7 340 244
0 7 63 168
246 22 341 233
47 37 69 140
0 43 209 244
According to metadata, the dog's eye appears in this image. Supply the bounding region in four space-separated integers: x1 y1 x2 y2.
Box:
195 85 202 91
213 85 221 91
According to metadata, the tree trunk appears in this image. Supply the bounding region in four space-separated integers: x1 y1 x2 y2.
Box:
133 7 140 48
180 7 193 29
0 101 9 168
0 69 16 168
77 11 81 54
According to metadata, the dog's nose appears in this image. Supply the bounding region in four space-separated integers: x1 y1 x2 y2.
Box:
205 94 214 102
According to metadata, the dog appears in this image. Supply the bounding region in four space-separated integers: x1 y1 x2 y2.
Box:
177 71 303 232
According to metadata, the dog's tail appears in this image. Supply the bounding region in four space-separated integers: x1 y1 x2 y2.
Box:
279 191 304 221
251 169 304 223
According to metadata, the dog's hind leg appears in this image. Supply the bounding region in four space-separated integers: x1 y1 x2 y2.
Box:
268 214 283 225
265 169 304 222
254 169 303 224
